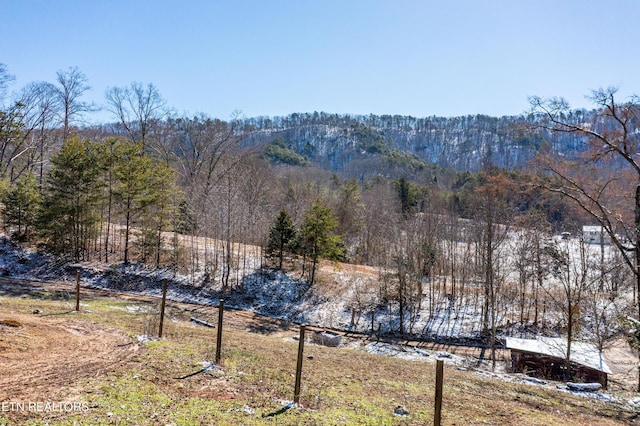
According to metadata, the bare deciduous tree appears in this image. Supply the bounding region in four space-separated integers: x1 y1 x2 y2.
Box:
542 237 597 381
16 81 59 184
54 67 92 141
530 87 640 388
0 63 15 103
105 82 168 152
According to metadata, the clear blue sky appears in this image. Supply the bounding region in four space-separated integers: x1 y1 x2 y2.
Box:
1 0 638 122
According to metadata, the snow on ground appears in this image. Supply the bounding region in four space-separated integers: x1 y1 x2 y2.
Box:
0 233 629 349
362 341 467 366
0 234 623 345
0 235 638 406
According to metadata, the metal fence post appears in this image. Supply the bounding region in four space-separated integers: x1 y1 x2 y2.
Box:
75 270 81 312
294 325 306 404
215 299 225 364
158 279 168 338
434 359 444 426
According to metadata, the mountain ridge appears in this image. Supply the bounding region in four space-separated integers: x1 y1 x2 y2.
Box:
239 110 592 176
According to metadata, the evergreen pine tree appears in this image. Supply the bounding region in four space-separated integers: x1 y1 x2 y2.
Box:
2 172 42 241
299 198 344 285
146 160 180 267
38 137 104 260
267 208 296 270
111 140 167 264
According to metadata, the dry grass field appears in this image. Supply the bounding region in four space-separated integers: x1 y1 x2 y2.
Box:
0 280 638 425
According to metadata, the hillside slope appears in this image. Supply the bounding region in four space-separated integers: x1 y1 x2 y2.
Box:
0 280 638 425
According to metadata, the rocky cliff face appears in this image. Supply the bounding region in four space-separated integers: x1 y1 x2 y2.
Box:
240 111 591 174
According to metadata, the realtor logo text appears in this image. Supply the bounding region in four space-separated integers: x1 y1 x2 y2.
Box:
1 401 89 413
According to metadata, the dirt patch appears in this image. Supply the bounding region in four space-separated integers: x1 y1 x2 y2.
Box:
0 310 138 401
186 377 242 401
604 337 639 390
0 319 21 327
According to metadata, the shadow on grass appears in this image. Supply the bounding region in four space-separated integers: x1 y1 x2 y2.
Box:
0 279 76 303
246 320 292 335
40 310 77 316
262 403 294 418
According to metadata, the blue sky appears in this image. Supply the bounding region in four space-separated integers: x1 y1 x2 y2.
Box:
1 0 638 122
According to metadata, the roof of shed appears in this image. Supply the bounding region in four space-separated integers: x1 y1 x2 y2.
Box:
505 336 612 374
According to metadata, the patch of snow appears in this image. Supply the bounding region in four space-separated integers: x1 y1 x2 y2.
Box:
362 342 467 366
0 233 636 405
110 304 157 314
136 335 155 343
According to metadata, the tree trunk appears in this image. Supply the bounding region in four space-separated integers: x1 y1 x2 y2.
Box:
483 215 493 338
491 291 497 370
635 184 640 319
398 274 405 337
566 303 573 382
636 183 640 391
124 208 131 264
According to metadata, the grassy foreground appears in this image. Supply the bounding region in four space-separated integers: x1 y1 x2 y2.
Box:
0 284 638 425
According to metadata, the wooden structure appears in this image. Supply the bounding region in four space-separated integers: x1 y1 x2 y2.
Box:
506 337 611 389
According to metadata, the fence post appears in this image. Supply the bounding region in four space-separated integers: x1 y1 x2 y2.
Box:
158 279 168 338
434 359 444 426
294 325 306 404
215 299 224 364
75 270 81 312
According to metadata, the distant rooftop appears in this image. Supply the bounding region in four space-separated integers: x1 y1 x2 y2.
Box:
583 226 604 232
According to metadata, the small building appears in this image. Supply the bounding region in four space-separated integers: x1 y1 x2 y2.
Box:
506 336 612 389
582 226 609 245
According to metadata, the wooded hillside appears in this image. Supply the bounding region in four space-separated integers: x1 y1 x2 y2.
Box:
1 66 639 382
